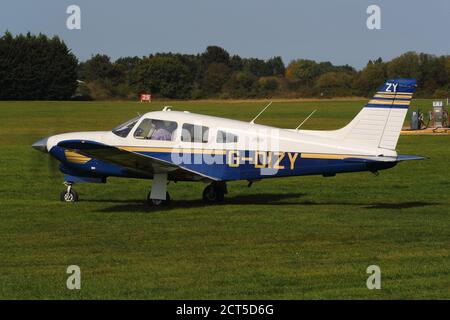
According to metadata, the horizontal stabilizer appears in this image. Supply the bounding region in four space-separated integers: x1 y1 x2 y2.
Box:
396 154 427 161
343 154 427 163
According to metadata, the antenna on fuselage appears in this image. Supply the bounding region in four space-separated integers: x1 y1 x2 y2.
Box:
295 109 317 131
250 101 273 124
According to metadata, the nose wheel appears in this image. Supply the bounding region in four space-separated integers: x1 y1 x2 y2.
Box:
60 182 78 202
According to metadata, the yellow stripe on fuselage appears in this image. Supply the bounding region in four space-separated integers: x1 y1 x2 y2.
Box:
120 147 368 161
368 99 411 105
301 153 351 160
65 150 91 164
120 146 227 155
65 151 90 158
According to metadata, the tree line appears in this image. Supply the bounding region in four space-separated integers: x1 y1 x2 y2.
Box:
1 31 449 100
0 32 78 100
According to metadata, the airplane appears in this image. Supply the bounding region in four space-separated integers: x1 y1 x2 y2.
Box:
32 78 424 206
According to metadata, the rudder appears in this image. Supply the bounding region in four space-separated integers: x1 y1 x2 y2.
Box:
341 78 416 150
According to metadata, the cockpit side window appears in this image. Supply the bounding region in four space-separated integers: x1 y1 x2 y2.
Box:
134 119 178 141
181 124 209 143
217 130 238 143
112 116 140 138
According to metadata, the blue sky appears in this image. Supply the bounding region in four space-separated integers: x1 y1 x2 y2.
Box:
1 0 449 69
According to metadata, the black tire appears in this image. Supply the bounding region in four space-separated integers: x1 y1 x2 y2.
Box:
202 184 225 203
60 189 78 202
147 192 171 206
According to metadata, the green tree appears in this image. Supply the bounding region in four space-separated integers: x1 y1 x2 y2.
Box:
0 31 78 100
130 55 192 98
353 59 387 96
202 63 231 95
387 52 421 80
201 46 230 66
266 56 285 76
445 56 450 80
222 71 261 98
258 77 279 92
243 58 270 77
78 54 124 84
387 52 448 96
229 55 243 72
315 72 354 97
285 59 321 84
115 56 140 73
78 54 129 99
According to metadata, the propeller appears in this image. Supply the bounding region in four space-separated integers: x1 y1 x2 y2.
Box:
47 155 60 176
29 142 60 177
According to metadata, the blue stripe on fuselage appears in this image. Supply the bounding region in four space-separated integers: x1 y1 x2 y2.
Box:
133 150 396 181
50 146 397 181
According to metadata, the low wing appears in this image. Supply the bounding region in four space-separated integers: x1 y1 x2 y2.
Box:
57 140 217 181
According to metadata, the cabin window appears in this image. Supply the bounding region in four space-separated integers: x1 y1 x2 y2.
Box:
112 116 140 138
134 119 178 141
181 124 209 143
216 130 238 143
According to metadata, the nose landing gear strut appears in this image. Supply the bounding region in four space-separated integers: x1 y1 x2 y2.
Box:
60 182 78 202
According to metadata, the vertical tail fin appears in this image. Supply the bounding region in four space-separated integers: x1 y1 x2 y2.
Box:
341 78 417 150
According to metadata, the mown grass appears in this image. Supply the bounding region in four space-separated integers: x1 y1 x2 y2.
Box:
0 99 449 299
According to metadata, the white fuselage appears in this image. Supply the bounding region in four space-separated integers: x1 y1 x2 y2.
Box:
46 110 397 158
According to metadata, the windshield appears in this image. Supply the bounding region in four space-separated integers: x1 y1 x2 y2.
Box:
112 116 140 137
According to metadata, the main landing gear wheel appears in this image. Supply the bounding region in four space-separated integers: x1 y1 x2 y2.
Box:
147 192 171 206
60 183 78 202
202 183 226 203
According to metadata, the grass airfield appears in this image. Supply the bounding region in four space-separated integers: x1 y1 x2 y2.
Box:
0 99 449 299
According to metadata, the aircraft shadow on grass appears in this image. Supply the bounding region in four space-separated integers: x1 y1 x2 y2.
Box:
83 193 437 213
363 201 435 209
90 192 307 212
